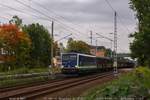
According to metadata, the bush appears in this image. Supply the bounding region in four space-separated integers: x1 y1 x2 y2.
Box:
84 67 150 99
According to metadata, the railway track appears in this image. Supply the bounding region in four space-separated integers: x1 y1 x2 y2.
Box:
0 73 66 93
0 78 65 93
0 71 114 100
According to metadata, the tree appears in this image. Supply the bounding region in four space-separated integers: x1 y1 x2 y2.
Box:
66 39 90 54
105 48 112 57
0 24 31 69
9 15 23 27
23 23 52 67
129 0 150 66
67 37 73 43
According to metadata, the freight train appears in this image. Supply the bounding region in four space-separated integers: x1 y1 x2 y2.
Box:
61 53 135 74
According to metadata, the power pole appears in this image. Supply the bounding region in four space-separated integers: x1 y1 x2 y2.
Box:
95 39 97 56
90 31 93 45
110 40 113 58
51 21 54 68
113 11 118 74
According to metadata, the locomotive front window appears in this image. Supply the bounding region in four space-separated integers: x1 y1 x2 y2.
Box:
62 54 77 61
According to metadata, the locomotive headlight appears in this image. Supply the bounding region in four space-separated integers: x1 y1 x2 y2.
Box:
61 65 64 68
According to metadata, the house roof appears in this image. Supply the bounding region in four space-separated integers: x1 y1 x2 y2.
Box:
89 45 106 50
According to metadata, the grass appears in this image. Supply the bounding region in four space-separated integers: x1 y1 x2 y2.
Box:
0 66 61 75
0 76 50 88
0 67 49 75
0 67 61 88
83 67 150 100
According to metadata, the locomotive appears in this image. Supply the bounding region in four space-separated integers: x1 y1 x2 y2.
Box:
61 53 135 74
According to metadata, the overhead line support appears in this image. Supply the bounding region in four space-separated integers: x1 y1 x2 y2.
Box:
113 11 118 75
51 21 54 68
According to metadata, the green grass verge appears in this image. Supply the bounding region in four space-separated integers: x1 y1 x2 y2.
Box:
0 67 61 75
83 67 150 100
0 67 49 75
0 76 50 88
0 67 61 88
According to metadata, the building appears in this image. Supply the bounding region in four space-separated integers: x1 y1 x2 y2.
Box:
90 45 106 57
0 48 6 63
53 56 61 67
0 48 15 63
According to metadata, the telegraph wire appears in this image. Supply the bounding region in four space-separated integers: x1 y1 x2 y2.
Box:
31 0 89 35
15 0 54 21
0 0 131 53
0 2 80 39
105 0 115 11
0 3 50 21
31 1 72 23
104 0 132 53
117 15 131 34
15 0 87 38
104 0 131 34
30 0 91 39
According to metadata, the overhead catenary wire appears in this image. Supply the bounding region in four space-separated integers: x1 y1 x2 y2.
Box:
0 2 80 39
0 0 102 45
31 1 80 27
15 0 87 38
0 3 50 21
104 0 132 53
31 0 90 35
56 34 72 42
31 0 129 46
96 33 113 41
105 0 115 11
30 0 91 40
0 0 132 52
15 0 54 21
91 37 112 49
104 0 131 34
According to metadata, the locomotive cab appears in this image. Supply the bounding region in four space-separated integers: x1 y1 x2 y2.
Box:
61 53 79 74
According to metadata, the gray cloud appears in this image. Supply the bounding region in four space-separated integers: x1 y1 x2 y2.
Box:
0 0 137 53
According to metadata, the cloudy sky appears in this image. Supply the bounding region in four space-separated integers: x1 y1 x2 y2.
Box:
0 0 137 53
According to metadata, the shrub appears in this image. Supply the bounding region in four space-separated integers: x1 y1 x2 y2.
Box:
85 67 150 99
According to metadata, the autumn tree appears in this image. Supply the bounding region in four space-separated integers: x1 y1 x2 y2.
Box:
0 24 31 69
67 39 90 54
129 0 150 66
8 16 58 68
